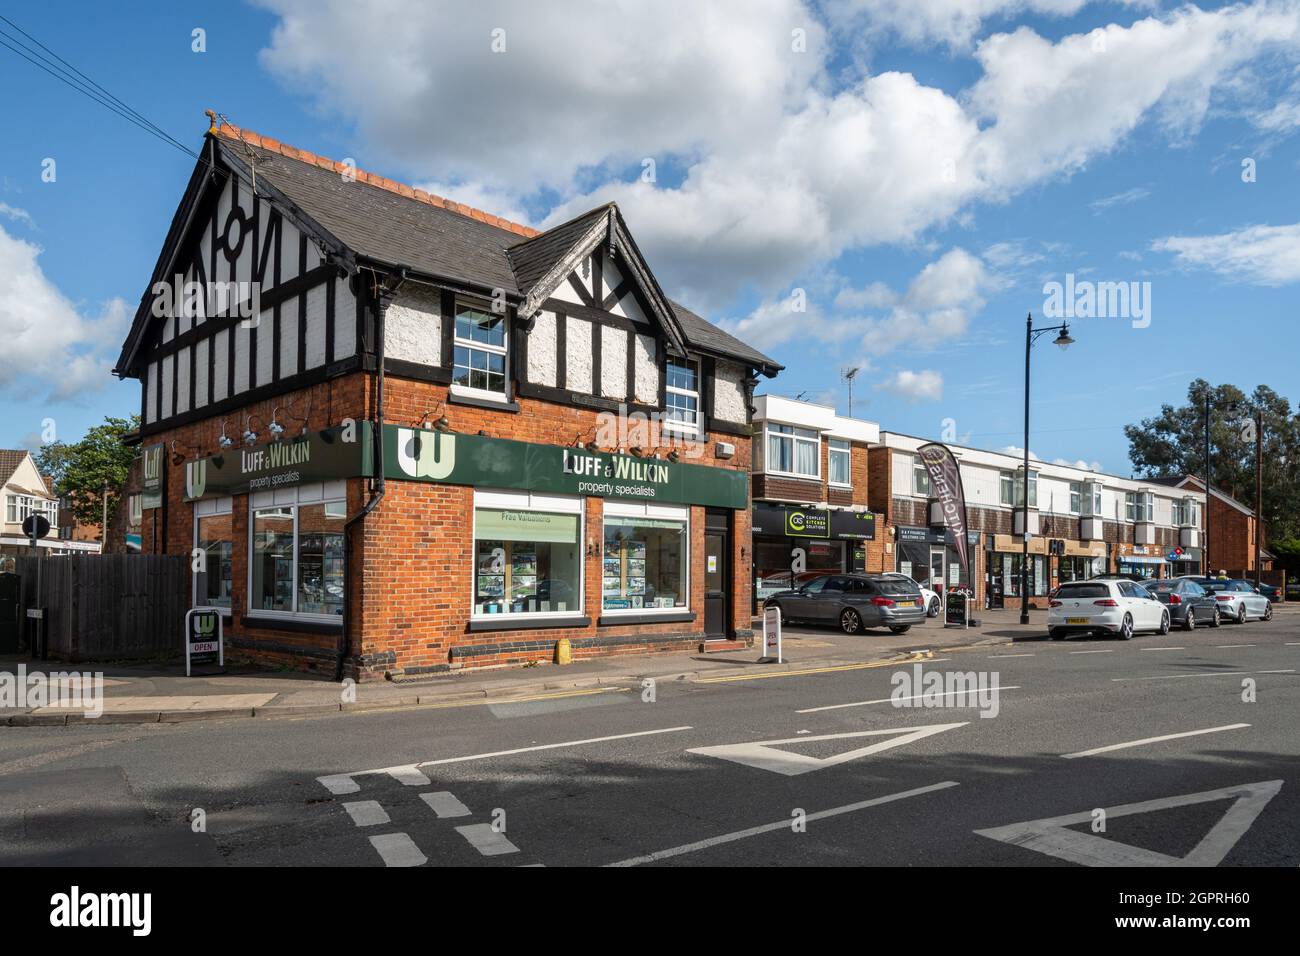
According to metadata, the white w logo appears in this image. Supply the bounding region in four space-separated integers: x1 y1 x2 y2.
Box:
395 429 456 480
186 460 207 499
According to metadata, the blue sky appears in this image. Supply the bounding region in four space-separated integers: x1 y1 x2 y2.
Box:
2 0 1299 477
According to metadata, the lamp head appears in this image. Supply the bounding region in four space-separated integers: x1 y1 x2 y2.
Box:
1053 325 1074 350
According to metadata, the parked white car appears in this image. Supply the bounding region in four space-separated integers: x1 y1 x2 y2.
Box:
881 572 942 617
1047 579 1170 641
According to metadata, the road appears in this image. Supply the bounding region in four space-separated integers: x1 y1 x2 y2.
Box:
1 612 1297 868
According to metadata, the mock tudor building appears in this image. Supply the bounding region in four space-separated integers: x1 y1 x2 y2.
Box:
112 119 779 678
0 450 101 557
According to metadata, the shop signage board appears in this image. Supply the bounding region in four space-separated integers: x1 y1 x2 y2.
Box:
141 443 165 510
754 504 876 541
945 590 969 628
916 442 971 576
182 422 374 502
184 607 224 675
385 426 748 509
761 604 783 662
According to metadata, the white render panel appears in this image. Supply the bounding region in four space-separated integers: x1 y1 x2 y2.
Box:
600 325 627 399
212 328 229 402
566 317 593 392
197 229 212 313
175 347 191 414
712 359 747 424
892 450 913 497
633 334 657 404
281 216 300 280
256 309 274 384
145 362 159 424
194 338 209 408
160 355 174 420
280 295 299 377
305 240 322 272
550 268 586 307
215 183 232 277
527 310 558 387
386 286 442 366
304 284 327 369
235 196 254 287
232 322 251 394
333 276 355 361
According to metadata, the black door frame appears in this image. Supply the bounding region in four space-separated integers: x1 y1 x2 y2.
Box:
704 509 731 639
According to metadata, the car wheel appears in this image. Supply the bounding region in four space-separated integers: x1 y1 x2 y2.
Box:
1118 614 1134 641
888 624 911 634
840 607 863 635
1264 603 1273 622
1049 628 1066 641
1183 608 1195 631
1158 611 1170 635
1210 606 1221 628
927 597 941 618
1236 604 1247 624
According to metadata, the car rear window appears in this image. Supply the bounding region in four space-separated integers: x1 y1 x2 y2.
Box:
1202 580 1228 592
1056 583 1110 598
875 579 920 596
1147 581 1178 593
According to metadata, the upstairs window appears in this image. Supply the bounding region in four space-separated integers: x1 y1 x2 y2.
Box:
1000 470 1037 507
664 359 701 433
913 459 930 496
1125 491 1154 522
829 440 852 487
766 424 819 478
452 299 507 397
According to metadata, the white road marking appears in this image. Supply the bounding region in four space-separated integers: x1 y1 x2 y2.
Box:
1062 724 1250 759
369 832 427 867
317 726 692 793
1214 644 1256 649
687 724 967 776
975 780 1282 867
796 688 1020 714
421 791 471 818
1286 642 1300 646
1069 649 1114 655
990 653 1034 658
456 823 520 856
342 800 391 827
606 781 959 867
1113 669 1295 682
1139 646 1185 651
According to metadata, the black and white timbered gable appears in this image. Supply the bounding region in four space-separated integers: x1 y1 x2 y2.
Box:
115 122 781 438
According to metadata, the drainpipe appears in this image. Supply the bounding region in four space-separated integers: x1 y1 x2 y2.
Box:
336 265 407 681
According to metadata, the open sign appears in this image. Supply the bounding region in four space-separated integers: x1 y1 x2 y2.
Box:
184 608 224 675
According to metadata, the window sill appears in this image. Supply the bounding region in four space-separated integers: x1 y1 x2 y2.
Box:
467 615 590 632
828 483 853 491
449 387 518 413
241 614 342 634
762 470 821 482
598 611 695 626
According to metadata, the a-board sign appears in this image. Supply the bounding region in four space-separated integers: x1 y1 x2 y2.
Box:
944 590 969 628
762 604 783 663
185 607 224 675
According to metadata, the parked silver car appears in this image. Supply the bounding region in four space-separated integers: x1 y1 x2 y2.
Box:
764 573 927 635
1179 577 1273 623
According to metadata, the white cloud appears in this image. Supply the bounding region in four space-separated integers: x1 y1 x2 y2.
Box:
1090 186 1150 213
1152 222 1300 285
256 2 1300 307
0 203 35 229
876 369 944 402
0 224 129 401
1052 457 1103 471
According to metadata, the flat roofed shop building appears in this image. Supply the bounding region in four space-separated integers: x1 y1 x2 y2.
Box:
113 121 780 678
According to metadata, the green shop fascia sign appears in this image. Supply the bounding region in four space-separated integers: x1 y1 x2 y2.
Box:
140 443 165 510
383 425 748 510
182 421 373 502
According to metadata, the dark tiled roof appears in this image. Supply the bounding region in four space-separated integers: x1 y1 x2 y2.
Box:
507 206 611 293
670 300 780 371
0 449 29 488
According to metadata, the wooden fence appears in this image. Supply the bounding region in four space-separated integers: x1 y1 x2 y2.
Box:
16 553 189 661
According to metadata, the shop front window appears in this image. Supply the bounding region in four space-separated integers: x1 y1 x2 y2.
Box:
603 510 687 612
1058 555 1103 583
195 503 234 610
1000 553 1047 597
250 496 346 618
474 505 582 615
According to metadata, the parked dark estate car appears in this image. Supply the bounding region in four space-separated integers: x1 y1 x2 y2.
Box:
764 573 926 635
1143 578 1222 630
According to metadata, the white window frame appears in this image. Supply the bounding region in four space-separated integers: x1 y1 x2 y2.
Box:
913 459 930 496
471 489 585 621
450 297 509 403
764 423 820 480
1000 470 1037 508
828 439 852 488
247 480 348 622
193 496 234 615
663 358 702 435
600 500 690 618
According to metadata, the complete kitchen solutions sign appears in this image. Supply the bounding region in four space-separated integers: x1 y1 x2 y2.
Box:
182 422 374 501
384 426 748 509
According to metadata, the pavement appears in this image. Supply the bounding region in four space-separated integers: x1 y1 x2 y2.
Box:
0 606 1027 725
0 602 1297 869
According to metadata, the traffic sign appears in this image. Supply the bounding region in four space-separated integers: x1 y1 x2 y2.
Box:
22 514 50 540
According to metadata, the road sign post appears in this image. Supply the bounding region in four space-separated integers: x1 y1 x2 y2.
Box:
22 514 50 659
184 608 224 676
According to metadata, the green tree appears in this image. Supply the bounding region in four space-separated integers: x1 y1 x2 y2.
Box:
33 415 140 526
1125 380 1300 542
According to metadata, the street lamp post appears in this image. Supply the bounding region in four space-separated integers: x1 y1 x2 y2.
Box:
1020 312 1074 625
